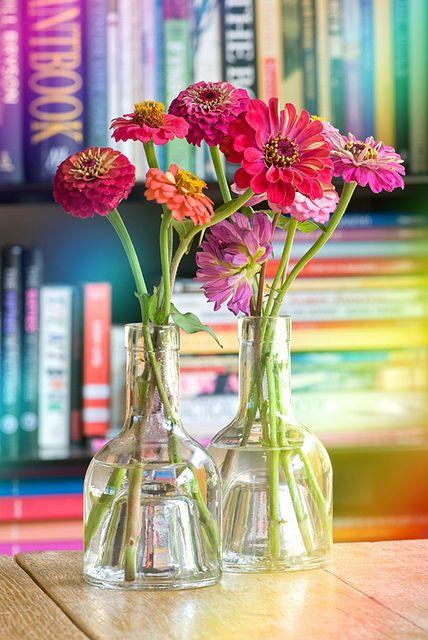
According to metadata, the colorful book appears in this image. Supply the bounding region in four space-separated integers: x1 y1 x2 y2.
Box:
0 0 23 184
343 0 363 137
38 286 74 450
23 0 85 181
272 239 428 259
82 283 111 438
110 324 126 434
276 226 428 242
164 0 193 170
392 0 409 162
360 0 375 137
0 476 83 497
281 0 304 109
328 0 345 131
300 0 317 112
221 0 257 98
338 212 428 228
106 0 120 139
1 246 23 458
86 0 109 147
373 0 395 144
315 0 331 120
255 0 282 101
0 494 83 522
0 539 83 555
0 519 82 542
265 256 428 278
409 0 428 173
19 247 43 454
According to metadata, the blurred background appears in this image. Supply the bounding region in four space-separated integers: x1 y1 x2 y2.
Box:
0 0 427 554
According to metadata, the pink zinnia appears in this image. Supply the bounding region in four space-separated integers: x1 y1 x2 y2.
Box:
168 81 250 146
53 147 135 218
196 212 272 315
286 184 339 224
111 101 188 145
145 164 214 226
324 130 405 193
222 98 333 211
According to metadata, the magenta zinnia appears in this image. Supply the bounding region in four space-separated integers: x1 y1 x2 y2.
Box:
53 147 135 218
168 81 250 146
111 101 188 145
196 212 272 315
222 98 333 211
287 184 339 224
324 130 405 193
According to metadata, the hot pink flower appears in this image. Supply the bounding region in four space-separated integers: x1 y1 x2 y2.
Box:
111 101 188 145
196 212 272 315
324 130 405 193
286 184 339 224
145 164 214 226
168 81 250 146
53 147 135 218
222 98 333 210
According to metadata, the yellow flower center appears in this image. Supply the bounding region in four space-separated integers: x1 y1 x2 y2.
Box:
344 140 378 161
70 148 113 180
264 135 299 168
133 101 165 127
311 114 326 122
175 169 206 195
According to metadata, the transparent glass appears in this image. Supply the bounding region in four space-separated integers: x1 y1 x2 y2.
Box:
209 317 332 572
83 324 222 590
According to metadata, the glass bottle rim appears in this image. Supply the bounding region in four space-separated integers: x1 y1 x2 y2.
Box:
125 323 180 352
238 315 292 342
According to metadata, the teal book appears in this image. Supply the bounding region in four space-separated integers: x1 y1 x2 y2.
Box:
163 0 193 171
281 0 304 108
393 0 409 163
409 0 427 173
328 0 345 131
360 0 375 138
300 0 317 113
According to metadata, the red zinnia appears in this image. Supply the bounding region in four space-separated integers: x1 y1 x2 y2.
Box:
221 98 333 210
53 147 135 218
111 101 188 145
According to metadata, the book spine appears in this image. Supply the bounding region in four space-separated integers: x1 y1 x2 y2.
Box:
0 494 83 522
221 0 257 98
0 0 23 184
86 0 108 147
0 519 83 542
0 476 83 497
164 0 193 170
106 0 119 133
115 0 135 164
82 283 111 438
392 0 409 161
265 256 428 278
281 0 304 109
275 226 428 242
154 0 166 169
255 0 282 101
70 288 82 443
110 325 126 435
409 0 428 173
23 0 85 181
19 247 43 454
300 0 317 112
141 0 157 100
273 239 428 259
0 540 82 555
338 211 428 228
359 0 375 137
315 0 331 120
328 0 345 131
373 0 395 144
0 246 23 458
343 0 363 137
38 286 73 450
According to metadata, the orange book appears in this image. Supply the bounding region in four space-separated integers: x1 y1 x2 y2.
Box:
0 520 82 542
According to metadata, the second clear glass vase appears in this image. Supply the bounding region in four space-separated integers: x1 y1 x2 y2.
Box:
83 324 222 590
209 316 332 572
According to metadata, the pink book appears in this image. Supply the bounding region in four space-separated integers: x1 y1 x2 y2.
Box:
0 539 82 555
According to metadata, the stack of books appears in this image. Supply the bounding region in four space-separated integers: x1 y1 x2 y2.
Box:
174 210 428 446
1 0 427 185
0 475 83 554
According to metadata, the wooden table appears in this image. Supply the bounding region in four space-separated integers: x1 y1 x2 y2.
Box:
0 540 427 639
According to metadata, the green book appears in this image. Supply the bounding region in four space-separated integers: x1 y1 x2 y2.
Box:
393 0 410 163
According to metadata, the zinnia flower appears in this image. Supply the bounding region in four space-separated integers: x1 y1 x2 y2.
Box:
286 184 339 224
222 98 333 211
168 81 250 146
196 212 272 315
145 164 214 226
324 130 405 193
111 101 188 145
53 147 135 218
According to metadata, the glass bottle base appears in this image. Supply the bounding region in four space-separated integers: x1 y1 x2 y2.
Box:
83 568 221 590
223 548 330 573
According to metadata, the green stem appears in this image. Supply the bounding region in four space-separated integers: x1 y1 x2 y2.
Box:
107 209 147 297
210 145 231 202
143 140 160 169
264 218 297 319
270 182 357 317
84 468 127 550
159 210 172 321
170 187 254 290
124 466 143 581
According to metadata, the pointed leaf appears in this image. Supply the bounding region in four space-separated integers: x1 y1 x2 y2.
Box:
171 305 222 348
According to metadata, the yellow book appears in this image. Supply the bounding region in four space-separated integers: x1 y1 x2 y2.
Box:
281 274 428 291
255 0 283 101
373 0 395 144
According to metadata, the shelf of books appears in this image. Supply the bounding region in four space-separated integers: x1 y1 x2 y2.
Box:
1 1 428 553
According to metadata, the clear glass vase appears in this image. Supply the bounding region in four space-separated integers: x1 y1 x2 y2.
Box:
83 324 222 590
209 317 332 572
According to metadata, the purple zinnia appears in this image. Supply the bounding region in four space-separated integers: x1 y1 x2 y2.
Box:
168 81 250 147
196 212 273 315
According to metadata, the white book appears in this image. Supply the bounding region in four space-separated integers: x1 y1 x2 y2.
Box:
110 325 126 435
38 286 73 451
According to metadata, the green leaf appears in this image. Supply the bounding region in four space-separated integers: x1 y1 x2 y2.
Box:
296 220 321 234
171 305 222 348
147 288 159 322
171 218 194 239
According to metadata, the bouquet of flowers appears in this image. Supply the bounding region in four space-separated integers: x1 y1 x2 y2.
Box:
53 82 404 585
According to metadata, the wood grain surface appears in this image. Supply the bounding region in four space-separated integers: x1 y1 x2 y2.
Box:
0 555 86 640
15 541 428 640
